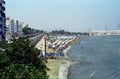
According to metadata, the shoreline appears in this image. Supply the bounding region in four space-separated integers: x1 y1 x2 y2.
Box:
41 36 80 79
58 46 73 79
46 46 72 79
58 37 80 79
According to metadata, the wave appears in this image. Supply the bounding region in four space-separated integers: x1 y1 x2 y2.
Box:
59 61 73 79
89 71 96 78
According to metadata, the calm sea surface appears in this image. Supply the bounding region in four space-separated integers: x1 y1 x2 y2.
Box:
68 36 120 79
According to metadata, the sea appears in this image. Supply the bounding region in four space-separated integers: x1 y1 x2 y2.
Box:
67 36 120 79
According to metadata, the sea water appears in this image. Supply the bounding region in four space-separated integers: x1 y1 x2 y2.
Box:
68 36 120 79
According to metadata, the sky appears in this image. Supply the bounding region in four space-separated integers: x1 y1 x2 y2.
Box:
5 0 120 32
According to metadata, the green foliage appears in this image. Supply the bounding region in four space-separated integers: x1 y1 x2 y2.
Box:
1 63 47 79
0 41 7 49
22 25 33 35
0 37 48 79
49 30 89 36
22 25 44 35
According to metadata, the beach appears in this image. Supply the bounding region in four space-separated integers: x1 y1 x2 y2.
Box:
47 37 80 79
58 46 73 79
46 46 72 79
35 35 80 79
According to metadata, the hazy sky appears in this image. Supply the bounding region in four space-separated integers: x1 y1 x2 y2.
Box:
6 0 120 32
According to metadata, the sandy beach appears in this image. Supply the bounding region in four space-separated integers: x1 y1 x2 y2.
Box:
35 35 80 79
47 38 80 79
58 46 73 79
47 46 72 79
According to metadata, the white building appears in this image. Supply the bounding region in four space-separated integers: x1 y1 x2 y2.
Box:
14 20 23 36
89 30 120 36
6 18 24 41
6 17 12 41
16 21 23 36
19 22 23 36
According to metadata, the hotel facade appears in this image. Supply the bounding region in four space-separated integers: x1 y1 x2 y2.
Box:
0 0 6 42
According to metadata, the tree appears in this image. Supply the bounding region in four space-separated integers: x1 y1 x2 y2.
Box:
0 41 6 49
22 25 32 35
0 37 48 79
22 25 43 35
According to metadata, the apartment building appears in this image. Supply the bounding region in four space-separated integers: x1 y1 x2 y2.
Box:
0 0 6 42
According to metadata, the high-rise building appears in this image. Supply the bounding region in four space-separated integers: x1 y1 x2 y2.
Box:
14 20 23 36
10 19 15 37
6 17 10 33
16 20 19 32
0 0 6 42
7 19 23 38
6 17 12 41
19 22 23 36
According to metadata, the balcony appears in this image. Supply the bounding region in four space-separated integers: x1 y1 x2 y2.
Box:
1 6 5 11
4 25 6 29
0 24 2 28
0 10 3 13
2 0 5 4
1 12 5 17
0 32 2 35
0 17 2 21
0 3 2 6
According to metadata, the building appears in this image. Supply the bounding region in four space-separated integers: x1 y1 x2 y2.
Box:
0 0 6 42
17 21 23 36
16 20 19 32
6 18 24 39
14 20 23 37
10 19 15 37
6 17 10 34
19 22 23 36
6 17 12 41
89 30 120 36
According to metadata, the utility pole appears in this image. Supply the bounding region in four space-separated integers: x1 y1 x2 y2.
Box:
44 35 47 57
43 35 48 63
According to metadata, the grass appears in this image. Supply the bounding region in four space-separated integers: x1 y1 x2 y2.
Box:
47 59 67 79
